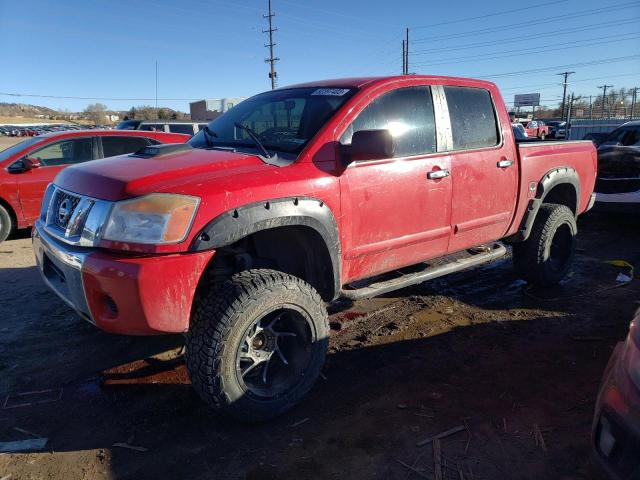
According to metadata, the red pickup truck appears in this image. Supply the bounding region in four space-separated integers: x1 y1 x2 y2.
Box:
32 76 597 421
522 120 550 140
0 130 189 242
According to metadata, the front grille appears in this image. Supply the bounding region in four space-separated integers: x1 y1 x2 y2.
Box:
51 190 81 230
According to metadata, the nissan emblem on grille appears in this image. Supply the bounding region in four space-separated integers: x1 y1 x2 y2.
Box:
58 198 73 226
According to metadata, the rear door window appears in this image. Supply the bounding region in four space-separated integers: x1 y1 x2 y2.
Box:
30 138 93 166
101 136 150 158
444 86 499 150
340 86 436 158
168 124 195 135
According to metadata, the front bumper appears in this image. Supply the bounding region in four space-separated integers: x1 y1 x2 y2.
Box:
592 342 640 480
33 221 214 335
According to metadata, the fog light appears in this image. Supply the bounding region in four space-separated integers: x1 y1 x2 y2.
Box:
598 416 616 457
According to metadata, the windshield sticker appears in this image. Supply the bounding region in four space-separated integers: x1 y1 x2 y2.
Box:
311 88 350 96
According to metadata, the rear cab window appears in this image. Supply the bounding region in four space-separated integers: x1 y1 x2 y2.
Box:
444 86 500 150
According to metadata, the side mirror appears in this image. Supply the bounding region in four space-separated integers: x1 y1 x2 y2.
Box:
350 129 394 162
23 157 42 170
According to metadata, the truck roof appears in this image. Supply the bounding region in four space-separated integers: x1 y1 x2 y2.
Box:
281 75 498 90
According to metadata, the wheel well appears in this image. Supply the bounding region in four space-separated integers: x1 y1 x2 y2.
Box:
542 183 577 215
199 225 337 301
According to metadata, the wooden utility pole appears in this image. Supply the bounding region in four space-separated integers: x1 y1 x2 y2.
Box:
402 40 406 75
630 87 638 120
263 0 279 89
405 28 409 74
557 71 574 120
598 84 613 118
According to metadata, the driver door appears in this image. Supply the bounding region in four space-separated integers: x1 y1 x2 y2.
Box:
339 85 453 282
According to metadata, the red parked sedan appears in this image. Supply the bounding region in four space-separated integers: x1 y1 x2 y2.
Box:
0 130 189 242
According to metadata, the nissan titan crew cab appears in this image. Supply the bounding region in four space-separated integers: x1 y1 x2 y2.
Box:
33 76 597 421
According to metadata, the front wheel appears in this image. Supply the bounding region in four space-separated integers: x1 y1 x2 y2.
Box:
0 204 13 243
186 269 329 422
540 132 546 140
512 204 577 287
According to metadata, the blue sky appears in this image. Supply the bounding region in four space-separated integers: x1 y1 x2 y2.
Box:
0 0 638 112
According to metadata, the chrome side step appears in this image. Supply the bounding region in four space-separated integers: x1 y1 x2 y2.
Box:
340 243 507 300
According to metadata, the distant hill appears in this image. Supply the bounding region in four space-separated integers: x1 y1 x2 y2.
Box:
0 102 60 118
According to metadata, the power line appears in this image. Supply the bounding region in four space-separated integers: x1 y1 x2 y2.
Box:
410 17 640 56
410 0 564 29
263 0 279 90
411 33 640 68
479 55 640 79
499 72 640 92
411 1 640 43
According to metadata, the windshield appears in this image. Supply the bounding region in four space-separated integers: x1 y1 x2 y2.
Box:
188 87 356 157
0 137 43 162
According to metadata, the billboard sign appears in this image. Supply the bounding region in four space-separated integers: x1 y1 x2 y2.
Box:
514 93 541 107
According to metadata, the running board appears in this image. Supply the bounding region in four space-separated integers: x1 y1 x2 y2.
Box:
340 243 507 300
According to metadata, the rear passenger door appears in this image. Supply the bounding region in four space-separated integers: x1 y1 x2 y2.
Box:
443 86 518 252
99 136 152 158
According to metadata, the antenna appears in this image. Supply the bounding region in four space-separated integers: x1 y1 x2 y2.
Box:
263 0 279 89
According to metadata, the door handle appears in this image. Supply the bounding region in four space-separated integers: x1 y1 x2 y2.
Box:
497 159 513 168
427 169 450 180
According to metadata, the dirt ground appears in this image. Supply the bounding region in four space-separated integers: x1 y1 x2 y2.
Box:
0 211 638 480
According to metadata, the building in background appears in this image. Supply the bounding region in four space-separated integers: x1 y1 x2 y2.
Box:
190 97 246 121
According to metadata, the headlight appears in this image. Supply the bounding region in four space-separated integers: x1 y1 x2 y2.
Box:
102 193 200 244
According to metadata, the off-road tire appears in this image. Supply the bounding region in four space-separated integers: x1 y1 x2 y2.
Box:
0 204 13 243
185 269 329 422
513 203 577 287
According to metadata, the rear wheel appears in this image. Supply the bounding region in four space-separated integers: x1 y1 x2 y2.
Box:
513 204 577 287
0 205 13 243
186 269 329 422
540 132 546 140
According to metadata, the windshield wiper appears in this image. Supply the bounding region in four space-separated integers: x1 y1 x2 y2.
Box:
202 125 218 148
234 122 275 160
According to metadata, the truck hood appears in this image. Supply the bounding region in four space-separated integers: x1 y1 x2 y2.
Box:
54 148 274 201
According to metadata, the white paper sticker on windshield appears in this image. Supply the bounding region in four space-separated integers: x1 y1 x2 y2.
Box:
311 88 350 96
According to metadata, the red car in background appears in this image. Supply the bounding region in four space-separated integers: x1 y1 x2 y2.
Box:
592 308 640 479
521 120 550 140
0 130 189 242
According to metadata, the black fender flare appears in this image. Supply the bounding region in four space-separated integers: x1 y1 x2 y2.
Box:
190 197 341 298
510 167 580 242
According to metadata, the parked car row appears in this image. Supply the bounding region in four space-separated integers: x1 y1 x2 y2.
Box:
0 123 109 137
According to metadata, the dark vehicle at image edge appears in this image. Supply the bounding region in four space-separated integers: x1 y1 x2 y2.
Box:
592 308 640 479
32 75 596 421
594 121 640 211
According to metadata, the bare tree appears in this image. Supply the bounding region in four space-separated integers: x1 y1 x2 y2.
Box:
84 103 108 125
